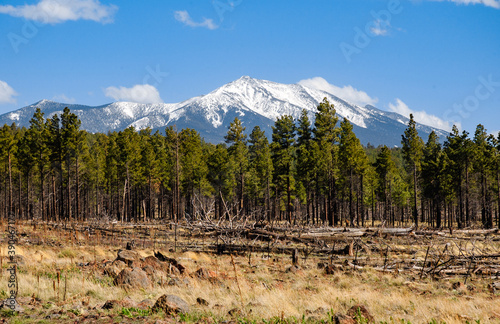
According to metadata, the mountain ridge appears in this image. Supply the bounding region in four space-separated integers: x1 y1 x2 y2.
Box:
0 76 448 146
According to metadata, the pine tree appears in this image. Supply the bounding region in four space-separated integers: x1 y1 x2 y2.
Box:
248 126 273 221
313 98 339 225
86 132 108 220
473 124 494 228
443 126 473 228
374 146 396 224
179 128 208 219
26 108 49 220
0 124 18 217
61 107 86 221
401 114 424 227
271 115 296 223
224 117 248 214
339 119 368 226
421 131 445 228
150 130 169 220
207 143 234 219
296 110 315 224
165 126 181 221
46 114 63 221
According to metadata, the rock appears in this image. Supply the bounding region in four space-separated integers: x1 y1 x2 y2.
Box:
196 297 209 306
452 282 466 291
195 267 211 279
208 277 227 289
9 255 26 265
113 267 151 289
126 241 136 250
104 260 127 277
143 256 170 271
45 313 61 320
228 308 242 317
324 265 336 275
153 295 189 314
154 251 186 274
285 265 301 273
137 299 155 310
116 249 143 266
168 277 191 287
346 304 374 323
104 297 123 306
1 298 24 313
101 298 136 310
335 313 356 324
142 265 164 282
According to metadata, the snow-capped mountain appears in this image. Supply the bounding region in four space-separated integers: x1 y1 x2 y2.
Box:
0 76 448 146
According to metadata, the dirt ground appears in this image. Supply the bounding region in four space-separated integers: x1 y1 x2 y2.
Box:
1 221 499 323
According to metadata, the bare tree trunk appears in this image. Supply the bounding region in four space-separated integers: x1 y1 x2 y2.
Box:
8 153 13 217
413 163 418 228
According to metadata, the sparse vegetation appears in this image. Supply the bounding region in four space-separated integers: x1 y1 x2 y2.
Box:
0 221 498 323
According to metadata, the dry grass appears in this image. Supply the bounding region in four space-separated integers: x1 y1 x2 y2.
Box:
0 223 499 323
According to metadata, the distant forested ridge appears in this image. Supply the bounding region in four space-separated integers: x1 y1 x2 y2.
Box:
0 98 498 228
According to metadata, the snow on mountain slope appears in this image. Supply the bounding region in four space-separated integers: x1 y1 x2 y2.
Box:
0 77 448 146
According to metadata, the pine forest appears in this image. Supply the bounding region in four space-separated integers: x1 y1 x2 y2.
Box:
1 98 499 229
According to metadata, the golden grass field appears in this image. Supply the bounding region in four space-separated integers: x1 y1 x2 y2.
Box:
1 222 499 323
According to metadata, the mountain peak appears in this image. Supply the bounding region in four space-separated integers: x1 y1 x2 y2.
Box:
0 77 448 146
35 99 56 105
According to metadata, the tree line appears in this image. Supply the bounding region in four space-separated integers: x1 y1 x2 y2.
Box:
0 98 499 228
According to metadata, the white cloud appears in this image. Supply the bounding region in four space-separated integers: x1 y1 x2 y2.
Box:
388 98 454 131
52 94 76 103
104 84 163 104
298 77 378 107
425 0 500 8
370 19 389 36
0 0 117 24
174 10 218 30
0 80 18 104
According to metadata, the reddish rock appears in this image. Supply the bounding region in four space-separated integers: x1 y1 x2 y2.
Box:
104 260 127 278
152 295 189 314
116 250 143 266
113 267 151 289
346 304 374 323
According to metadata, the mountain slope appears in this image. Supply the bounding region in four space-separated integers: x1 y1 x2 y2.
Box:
0 77 448 146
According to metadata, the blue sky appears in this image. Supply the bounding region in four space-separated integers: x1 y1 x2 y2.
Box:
0 0 499 134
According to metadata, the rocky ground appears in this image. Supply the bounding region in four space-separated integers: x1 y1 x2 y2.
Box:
0 221 499 323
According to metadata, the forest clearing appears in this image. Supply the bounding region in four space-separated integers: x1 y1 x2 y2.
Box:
1 219 499 323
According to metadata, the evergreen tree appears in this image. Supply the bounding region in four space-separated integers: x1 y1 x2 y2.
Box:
296 110 315 223
0 124 18 217
421 131 445 228
374 146 396 224
179 128 208 219
248 126 273 221
26 108 49 220
61 107 86 221
207 143 234 219
473 124 494 228
401 114 424 227
271 115 296 223
224 117 248 214
313 98 339 225
443 126 473 228
338 119 368 226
